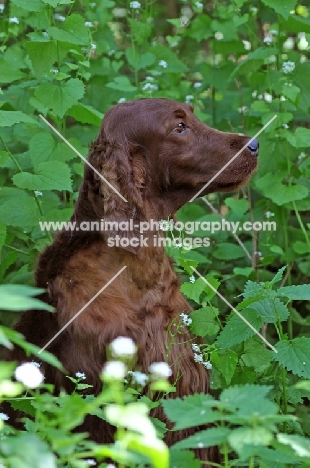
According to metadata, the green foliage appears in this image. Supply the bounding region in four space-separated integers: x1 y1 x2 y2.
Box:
1 0 310 466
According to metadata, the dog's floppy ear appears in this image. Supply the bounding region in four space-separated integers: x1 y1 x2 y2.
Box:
86 133 147 253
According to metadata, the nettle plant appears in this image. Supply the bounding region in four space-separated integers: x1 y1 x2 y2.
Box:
0 0 310 467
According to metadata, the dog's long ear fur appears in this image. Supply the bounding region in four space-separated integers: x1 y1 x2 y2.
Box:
77 121 147 253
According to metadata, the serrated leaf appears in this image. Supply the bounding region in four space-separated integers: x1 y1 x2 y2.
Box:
11 0 46 11
190 307 220 337
246 298 289 323
162 394 218 431
172 427 230 450
169 449 201 468
277 285 310 300
274 338 310 378
213 243 245 260
34 78 84 118
212 349 238 385
0 285 53 312
0 111 37 127
180 278 207 303
26 42 57 78
48 14 89 45
261 0 297 19
241 340 272 369
0 195 40 226
67 103 103 125
30 133 57 169
270 266 287 285
13 161 72 192
216 310 264 348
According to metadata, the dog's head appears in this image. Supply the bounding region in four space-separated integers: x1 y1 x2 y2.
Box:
75 98 258 248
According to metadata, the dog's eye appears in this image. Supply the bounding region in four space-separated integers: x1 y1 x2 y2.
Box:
173 122 187 134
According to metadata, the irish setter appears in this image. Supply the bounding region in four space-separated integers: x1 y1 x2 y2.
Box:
3 98 258 465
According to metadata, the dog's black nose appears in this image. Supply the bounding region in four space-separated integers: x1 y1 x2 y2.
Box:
247 138 259 155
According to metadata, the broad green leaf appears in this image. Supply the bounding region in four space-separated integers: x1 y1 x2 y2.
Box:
169 450 201 468
0 195 40 226
0 285 53 312
256 172 308 205
281 84 300 103
0 221 6 252
34 78 85 118
42 0 63 5
216 310 264 348
270 266 287 285
246 298 289 323
225 197 249 216
0 433 57 467
212 349 238 385
151 44 188 73
295 63 310 112
188 15 213 41
261 0 297 19
190 306 220 337
0 59 25 84
286 127 310 147
0 111 37 127
229 427 273 456
172 427 230 450
26 42 57 78
162 394 217 431
67 103 103 126
277 284 310 300
293 241 310 254
213 243 245 260
30 133 57 169
241 340 272 369
106 76 137 92
13 161 72 192
274 337 310 379
180 278 208 303
233 267 253 277
125 49 156 71
11 0 46 11
262 112 293 133
277 433 310 457
230 47 278 78
48 14 89 45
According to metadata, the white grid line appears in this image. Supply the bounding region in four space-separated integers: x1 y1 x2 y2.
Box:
38 266 127 354
190 266 278 353
189 114 277 202
39 114 128 203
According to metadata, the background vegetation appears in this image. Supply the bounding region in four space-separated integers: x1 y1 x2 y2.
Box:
0 0 310 467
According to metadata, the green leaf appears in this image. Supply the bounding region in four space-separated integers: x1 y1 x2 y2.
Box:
256 172 308 205
241 340 272 369
13 161 72 192
0 111 37 127
11 0 46 11
0 433 57 467
106 76 137 92
229 427 273 456
0 285 53 312
151 44 188 73
286 127 310 147
213 243 245 260
0 59 26 84
0 221 6 252
277 433 310 457
246 298 289 323
277 284 310 300
293 241 310 254
169 450 201 468
30 133 57 169
212 349 238 385
295 63 310 113
261 0 297 19
216 310 264 349
48 14 89 45
190 307 220 337
0 194 40 226
172 427 230 450
34 78 85 118
188 15 213 41
274 337 310 379
270 266 287 285
230 47 278 78
180 278 207 303
25 42 57 78
42 0 63 5
225 197 249 216
125 49 156 71
162 394 218 431
67 103 103 126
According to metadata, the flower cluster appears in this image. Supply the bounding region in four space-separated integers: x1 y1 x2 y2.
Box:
282 61 295 74
142 82 158 92
180 312 192 326
158 219 173 231
192 346 212 370
149 362 172 379
9 17 19 24
14 362 44 388
110 336 137 358
128 370 148 386
159 60 168 68
75 372 86 380
189 275 195 284
263 36 272 45
130 1 141 9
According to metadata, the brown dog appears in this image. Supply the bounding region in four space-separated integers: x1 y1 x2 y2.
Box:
3 98 258 466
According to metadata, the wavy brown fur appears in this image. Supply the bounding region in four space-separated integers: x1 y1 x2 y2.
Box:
2 98 258 466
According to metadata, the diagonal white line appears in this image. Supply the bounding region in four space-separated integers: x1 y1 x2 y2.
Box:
190 266 278 353
39 114 128 203
38 266 127 354
189 114 277 202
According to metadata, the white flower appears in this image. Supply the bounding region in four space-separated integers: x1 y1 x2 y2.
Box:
130 1 141 8
75 372 86 380
180 312 192 326
194 353 204 363
159 60 167 68
110 336 137 358
90 2 96 8
9 17 19 24
85 21 94 27
192 343 200 352
194 82 202 88
189 275 195 283
282 61 295 74
128 371 148 386
269 29 278 35
106 465 116 468
202 361 212 370
158 219 173 231
298 152 306 162
42 31 48 37
0 4 5 12
250 7 258 13
0 413 9 421
265 211 275 218
142 82 158 92
91 43 96 50
145 76 154 81
195 1 203 8
50 69 58 74
54 13 65 21
14 362 44 389
263 37 272 44
149 362 172 379
185 95 194 103
254 250 262 256
214 31 223 40
282 123 289 129
109 49 115 55
103 361 127 380
86 460 96 466
118 97 126 103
